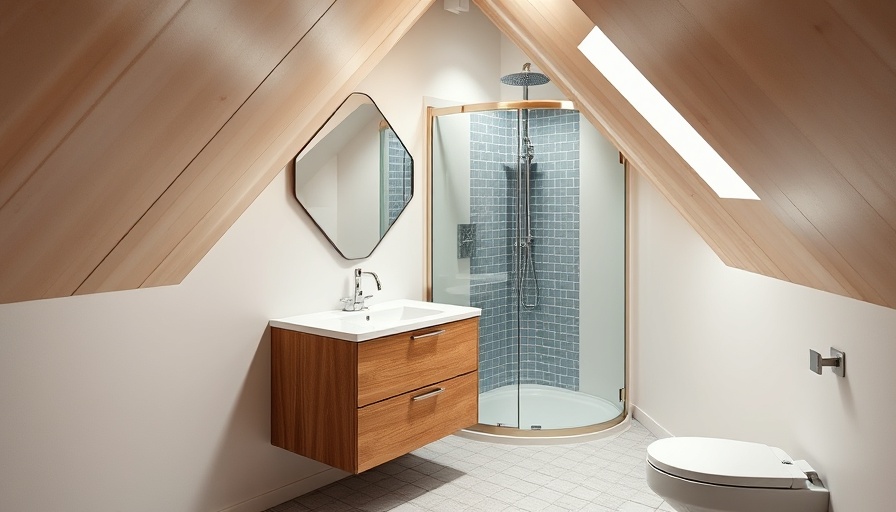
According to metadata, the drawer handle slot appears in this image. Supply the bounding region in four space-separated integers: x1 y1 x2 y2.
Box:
411 329 446 340
412 387 445 401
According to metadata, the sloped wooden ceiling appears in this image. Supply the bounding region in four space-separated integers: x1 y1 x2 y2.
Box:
0 0 432 304
4 0 894 310
477 0 896 309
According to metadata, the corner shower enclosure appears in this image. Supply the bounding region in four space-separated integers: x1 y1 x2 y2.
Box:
428 97 627 437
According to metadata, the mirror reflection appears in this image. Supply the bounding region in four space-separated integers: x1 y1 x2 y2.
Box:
293 93 413 259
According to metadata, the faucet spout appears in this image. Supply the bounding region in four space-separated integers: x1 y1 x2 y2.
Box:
364 271 382 290
344 268 382 311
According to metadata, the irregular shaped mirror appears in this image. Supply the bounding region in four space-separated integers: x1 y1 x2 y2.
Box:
293 93 413 259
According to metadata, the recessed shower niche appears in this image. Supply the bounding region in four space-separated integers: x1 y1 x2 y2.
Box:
293 93 413 259
427 92 627 439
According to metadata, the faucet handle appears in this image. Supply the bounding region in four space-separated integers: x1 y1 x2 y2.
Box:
353 295 373 311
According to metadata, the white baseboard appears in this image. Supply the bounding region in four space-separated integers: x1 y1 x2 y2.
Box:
632 404 673 439
218 468 345 512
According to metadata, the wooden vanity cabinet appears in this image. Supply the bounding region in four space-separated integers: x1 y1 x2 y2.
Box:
271 317 479 473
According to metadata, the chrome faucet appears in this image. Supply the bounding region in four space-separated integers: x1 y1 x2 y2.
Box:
341 268 382 311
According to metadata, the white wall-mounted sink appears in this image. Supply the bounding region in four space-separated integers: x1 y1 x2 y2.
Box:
269 299 481 342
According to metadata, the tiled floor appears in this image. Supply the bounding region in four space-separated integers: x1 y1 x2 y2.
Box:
265 420 675 512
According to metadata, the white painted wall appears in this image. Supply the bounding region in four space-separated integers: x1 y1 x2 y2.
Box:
631 171 896 511
0 4 501 512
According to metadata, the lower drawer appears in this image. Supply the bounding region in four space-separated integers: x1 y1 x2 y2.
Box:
356 371 478 472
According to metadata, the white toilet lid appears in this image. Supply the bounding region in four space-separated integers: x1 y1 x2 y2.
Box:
647 437 808 489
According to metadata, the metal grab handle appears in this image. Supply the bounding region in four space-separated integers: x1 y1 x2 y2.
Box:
411 329 445 340
809 348 846 377
412 388 445 401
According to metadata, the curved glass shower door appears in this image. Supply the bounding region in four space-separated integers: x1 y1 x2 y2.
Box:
429 101 626 434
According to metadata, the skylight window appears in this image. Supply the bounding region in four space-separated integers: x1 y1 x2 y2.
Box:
578 26 759 200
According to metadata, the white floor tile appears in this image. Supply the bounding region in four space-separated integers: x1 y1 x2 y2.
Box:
528 486 564 504
513 495 552 512
266 420 663 512
617 501 657 512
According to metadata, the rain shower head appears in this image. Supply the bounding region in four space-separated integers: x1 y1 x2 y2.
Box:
500 63 550 87
500 72 550 87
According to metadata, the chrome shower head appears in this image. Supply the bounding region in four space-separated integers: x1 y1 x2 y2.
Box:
501 63 550 101
500 63 551 87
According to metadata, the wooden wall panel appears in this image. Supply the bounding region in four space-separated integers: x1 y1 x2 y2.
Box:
0 0 432 304
0 0 185 199
475 0 856 298
4 0 893 309
476 0 896 308
79 0 433 292
0 0 333 303
572 0 896 306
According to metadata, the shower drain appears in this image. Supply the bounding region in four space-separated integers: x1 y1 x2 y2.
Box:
531 425 542 430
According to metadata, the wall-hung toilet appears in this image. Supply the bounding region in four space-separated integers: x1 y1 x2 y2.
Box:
646 437 829 512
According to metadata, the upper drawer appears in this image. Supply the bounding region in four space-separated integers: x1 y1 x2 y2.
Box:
357 317 478 407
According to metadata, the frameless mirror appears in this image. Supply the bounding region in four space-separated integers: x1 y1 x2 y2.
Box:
293 93 413 259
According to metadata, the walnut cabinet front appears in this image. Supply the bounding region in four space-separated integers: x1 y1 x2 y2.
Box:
271 317 479 473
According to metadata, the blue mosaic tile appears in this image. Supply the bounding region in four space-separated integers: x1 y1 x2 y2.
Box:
384 128 411 228
470 109 580 392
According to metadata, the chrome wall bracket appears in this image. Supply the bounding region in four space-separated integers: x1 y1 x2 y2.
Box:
809 347 845 377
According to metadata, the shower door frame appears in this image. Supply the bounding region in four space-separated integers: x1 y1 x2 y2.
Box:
425 100 630 438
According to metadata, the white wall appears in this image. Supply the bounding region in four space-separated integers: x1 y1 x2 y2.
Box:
0 4 502 512
631 171 896 511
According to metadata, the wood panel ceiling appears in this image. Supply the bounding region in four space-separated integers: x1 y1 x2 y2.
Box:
2 0 894 309
0 0 432 304
476 0 896 308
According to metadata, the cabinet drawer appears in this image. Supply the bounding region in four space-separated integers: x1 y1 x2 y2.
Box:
356 370 478 472
357 317 478 407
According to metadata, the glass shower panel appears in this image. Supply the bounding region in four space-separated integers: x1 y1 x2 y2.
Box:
515 109 583 430
576 113 626 423
516 110 625 430
431 105 626 433
431 111 520 428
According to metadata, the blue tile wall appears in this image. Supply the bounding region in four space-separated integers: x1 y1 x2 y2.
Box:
470 110 518 393
470 109 580 393
384 128 411 229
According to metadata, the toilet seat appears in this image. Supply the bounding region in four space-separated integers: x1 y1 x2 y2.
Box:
647 437 810 489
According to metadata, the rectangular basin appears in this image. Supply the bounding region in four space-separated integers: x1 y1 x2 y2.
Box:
269 299 481 342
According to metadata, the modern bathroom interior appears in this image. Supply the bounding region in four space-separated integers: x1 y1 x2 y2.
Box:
2 2 896 512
